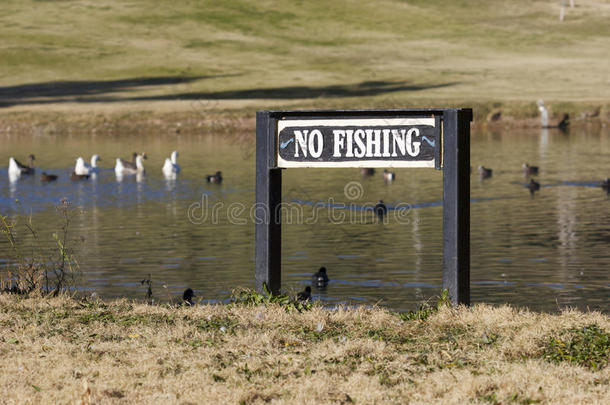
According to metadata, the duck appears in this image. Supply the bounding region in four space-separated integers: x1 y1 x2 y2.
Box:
600 178 609 193
8 155 36 177
40 172 58 182
558 113 570 131
383 169 395 183
162 151 180 177
522 163 539 176
312 267 329 288
180 288 196 306
478 166 492 179
296 286 312 303
71 172 90 181
206 171 222 184
527 178 540 195
374 200 388 219
360 168 375 177
115 152 146 176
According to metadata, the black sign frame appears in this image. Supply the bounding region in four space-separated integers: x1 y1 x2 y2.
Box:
255 109 472 305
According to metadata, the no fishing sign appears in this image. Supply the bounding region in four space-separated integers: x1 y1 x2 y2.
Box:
256 109 471 306
276 117 440 168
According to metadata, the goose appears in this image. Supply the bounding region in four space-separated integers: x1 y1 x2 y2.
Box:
360 168 375 177
74 157 90 176
312 267 329 288
40 172 58 182
522 163 539 176
383 169 395 183
374 200 388 219
71 172 90 181
600 178 609 193
206 171 222 184
114 152 138 175
296 286 312 303
162 151 180 177
478 166 492 178
527 178 540 195
115 153 146 176
8 155 35 177
89 155 102 173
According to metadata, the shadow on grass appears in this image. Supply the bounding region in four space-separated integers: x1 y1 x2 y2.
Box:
0 77 457 107
132 80 457 101
0 75 223 107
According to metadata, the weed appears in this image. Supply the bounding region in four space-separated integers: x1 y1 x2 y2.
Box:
231 284 312 312
398 289 450 321
140 274 153 304
1 199 82 296
543 324 609 370
196 316 236 333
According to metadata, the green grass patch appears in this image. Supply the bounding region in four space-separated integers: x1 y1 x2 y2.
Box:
543 324 610 370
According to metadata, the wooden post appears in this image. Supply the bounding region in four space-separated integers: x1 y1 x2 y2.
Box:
442 109 471 305
255 111 282 295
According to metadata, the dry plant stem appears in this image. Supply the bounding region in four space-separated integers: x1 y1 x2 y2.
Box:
1 201 81 296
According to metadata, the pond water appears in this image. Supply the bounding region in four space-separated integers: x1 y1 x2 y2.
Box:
0 125 608 312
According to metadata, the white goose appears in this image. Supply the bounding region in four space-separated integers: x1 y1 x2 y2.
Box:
162 151 180 178
89 155 102 173
8 155 35 178
74 157 90 176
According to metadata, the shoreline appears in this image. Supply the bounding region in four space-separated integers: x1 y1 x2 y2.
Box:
1 99 608 137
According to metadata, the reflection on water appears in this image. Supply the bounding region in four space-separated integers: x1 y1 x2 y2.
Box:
0 126 608 312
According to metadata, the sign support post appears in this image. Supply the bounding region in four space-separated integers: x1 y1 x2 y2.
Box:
255 109 472 305
255 111 282 295
442 109 472 305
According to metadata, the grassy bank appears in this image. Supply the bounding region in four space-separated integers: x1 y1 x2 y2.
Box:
0 98 608 140
0 294 608 404
1 0 609 126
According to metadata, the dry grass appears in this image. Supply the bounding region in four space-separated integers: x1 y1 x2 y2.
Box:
0 294 608 404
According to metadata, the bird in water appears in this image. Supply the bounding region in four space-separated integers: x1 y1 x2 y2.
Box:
296 286 312 303
71 172 90 181
478 166 492 179
115 152 146 176
180 288 196 306
522 163 539 176
88 155 102 174
557 113 570 132
527 178 540 195
74 157 90 176
75 156 100 176
206 171 223 184
162 150 180 178
383 169 395 183
360 168 375 177
374 200 388 220
312 267 329 288
40 172 58 182
8 154 36 177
